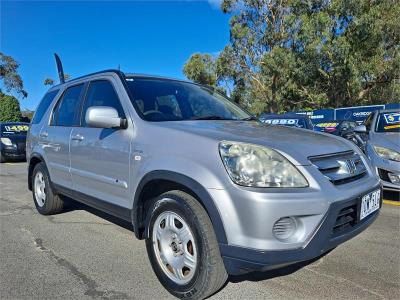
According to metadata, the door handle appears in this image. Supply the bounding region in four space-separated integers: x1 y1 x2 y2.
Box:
71 134 84 141
39 131 48 138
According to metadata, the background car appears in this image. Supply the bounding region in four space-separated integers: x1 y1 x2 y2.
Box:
314 120 358 136
0 122 29 163
259 113 314 130
354 109 400 193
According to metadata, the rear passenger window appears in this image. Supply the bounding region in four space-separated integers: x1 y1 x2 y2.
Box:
52 84 84 127
81 80 125 126
31 90 59 124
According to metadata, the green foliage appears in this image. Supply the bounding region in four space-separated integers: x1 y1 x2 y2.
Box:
183 54 217 86
21 109 34 122
0 92 22 122
44 78 55 86
183 0 400 114
43 74 71 86
0 52 27 98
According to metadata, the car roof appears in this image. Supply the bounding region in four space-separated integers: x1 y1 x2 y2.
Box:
0 122 30 125
47 69 192 91
261 113 309 119
316 119 357 122
377 108 399 113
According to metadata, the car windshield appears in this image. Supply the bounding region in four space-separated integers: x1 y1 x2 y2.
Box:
376 112 400 133
0 124 29 136
262 118 308 128
125 78 250 121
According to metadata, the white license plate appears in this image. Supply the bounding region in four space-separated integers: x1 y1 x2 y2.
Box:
360 189 381 220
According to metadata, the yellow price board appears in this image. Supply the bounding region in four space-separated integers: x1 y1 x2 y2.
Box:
4 125 29 132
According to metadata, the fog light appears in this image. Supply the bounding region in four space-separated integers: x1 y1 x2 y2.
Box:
273 217 297 241
388 173 400 185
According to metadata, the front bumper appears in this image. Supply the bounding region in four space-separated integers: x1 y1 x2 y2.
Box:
366 146 400 192
378 168 400 192
1 147 26 159
372 160 400 192
220 187 382 275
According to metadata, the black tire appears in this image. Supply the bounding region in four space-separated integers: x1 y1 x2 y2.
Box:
31 162 64 215
0 153 6 163
145 190 227 300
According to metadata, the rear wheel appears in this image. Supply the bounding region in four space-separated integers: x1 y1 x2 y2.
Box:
32 162 64 215
145 190 227 299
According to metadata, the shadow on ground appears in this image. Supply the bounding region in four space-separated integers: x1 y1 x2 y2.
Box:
383 190 400 201
60 195 329 287
61 197 133 232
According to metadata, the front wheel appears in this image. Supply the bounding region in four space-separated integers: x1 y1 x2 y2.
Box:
145 190 227 299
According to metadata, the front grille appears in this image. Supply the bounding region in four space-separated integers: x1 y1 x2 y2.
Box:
332 204 357 235
309 151 367 185
17 142 26 151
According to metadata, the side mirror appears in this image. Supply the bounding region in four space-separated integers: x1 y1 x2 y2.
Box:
85 106 127 129
353 124 367 133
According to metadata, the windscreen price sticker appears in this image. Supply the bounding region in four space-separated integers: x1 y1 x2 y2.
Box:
4 125 29 132
383 113 400 124
264 119 299 125
315 122 339 128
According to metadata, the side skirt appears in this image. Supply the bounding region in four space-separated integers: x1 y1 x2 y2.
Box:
53 183 132 222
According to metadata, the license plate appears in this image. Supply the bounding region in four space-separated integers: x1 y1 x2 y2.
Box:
359 189 381 220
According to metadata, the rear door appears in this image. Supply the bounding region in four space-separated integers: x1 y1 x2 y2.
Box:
39 84 85 189
69 78 132 209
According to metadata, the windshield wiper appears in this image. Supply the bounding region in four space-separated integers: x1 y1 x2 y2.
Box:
191 115 232 120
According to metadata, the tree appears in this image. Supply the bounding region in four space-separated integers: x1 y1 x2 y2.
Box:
21 109 35 122
183 54 217 86
0 52 27 98
44 78 55 86
44 74 71 86
0 92 22 122
183 0 400 114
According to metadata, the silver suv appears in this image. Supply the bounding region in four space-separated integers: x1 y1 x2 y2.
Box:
353 109 400 192
27 70 382 299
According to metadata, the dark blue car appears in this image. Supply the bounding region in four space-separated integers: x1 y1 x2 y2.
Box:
259 113 314 130
0 122 29 162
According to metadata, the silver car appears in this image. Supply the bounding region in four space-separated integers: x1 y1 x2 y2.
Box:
27 70 382 299
354 109 400 192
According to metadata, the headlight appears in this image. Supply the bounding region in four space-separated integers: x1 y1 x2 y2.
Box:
1 137 12 146
374 146 400 162
219 141 308 187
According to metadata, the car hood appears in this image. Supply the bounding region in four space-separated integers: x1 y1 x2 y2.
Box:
370 132 400 150
157 121 354 165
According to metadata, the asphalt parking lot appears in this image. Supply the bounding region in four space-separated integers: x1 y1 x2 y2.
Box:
0 162 399 300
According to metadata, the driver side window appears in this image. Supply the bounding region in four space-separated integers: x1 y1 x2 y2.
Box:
81 80 125 126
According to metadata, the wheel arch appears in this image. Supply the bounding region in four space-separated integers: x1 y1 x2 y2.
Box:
132 170 227 244
28 153 45 191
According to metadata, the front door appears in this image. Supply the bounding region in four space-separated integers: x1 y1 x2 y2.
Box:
69 78 132 209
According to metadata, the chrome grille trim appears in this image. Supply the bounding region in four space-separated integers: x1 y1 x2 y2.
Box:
309 151 367 185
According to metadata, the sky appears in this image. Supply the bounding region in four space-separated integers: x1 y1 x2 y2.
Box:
0 0 229 110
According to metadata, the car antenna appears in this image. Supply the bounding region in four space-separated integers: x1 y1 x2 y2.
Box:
54 53 65 84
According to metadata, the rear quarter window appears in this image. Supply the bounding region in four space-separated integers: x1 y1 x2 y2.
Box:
31 90 60 124
52 84 84 127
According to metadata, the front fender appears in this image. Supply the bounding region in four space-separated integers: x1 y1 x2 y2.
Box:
132 169 228 244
